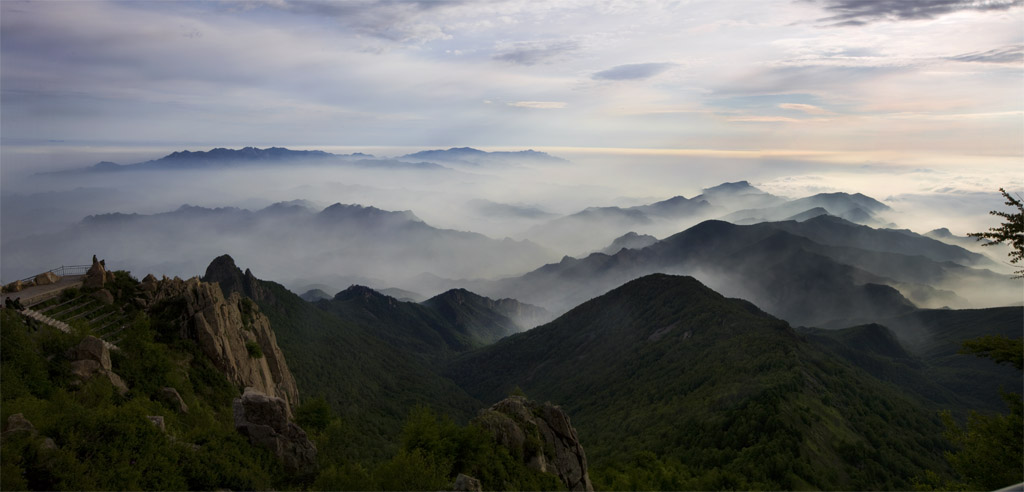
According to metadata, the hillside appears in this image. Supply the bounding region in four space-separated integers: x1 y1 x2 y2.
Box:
447 274 956 490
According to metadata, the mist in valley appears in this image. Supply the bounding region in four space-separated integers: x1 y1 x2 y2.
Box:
2 145 1020 330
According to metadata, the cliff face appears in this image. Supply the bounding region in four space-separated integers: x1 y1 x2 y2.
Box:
146 275 299 413
475 396 593 491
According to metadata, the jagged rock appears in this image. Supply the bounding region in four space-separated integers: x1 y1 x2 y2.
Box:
139 274 159 293
453 473 482 492
34 272 59 286
476 396 593 491
149 276 299 413
159 387 189 414
92 289 115 305
2 413 36 438
233 387 317 476
105 271 116 284
203 254 267 304
70 336 111 370
147 415 166 433
84 255 107 289
68 336 128 395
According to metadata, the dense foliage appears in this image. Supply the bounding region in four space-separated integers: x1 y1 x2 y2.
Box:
0 306 285 490
968 188 1024 277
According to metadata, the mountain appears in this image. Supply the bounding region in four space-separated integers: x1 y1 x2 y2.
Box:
692 180 785 210
312 284 546 353
446 274 954 490
401 147 565 166
471 216 1017 324
723 192 891 226
299 288 331 302
201 256 483 459
525 196 714 254
599 231 658 255
467 199 556 219
422 288 551 342
1 201 556 287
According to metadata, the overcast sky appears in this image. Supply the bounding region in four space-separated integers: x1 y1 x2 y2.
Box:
1 0 1022 170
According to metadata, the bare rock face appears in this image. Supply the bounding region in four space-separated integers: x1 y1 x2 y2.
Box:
149 276 299 413
475 396 593 491
34 272 59 286
68 336 128 395
2 413 36 438
158 387 189 414
5 280 23 293
233 387 317 476
84 255 107 289
453 473 483 492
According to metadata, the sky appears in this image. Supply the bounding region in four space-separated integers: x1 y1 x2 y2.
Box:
1 0 1022 172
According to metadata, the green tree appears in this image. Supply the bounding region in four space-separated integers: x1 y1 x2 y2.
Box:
940 336 1024 490
969 188 1024 278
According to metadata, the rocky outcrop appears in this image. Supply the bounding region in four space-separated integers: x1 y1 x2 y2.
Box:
84 255 106 289
34 272 59 286
148 276 299 412
203 254 269 305
158 387 189 414
475 396 593 491
453 473 482 492
4 280 23 293
233 387 317 476
68 336 128 395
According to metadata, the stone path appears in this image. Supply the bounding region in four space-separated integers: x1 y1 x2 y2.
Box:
18 306 118 351
9 275 86 307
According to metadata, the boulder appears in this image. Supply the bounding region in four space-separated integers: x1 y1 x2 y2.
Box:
68 336 128 395
92 289 115 305
34 272 59 286
233 387 317 476
70 336 111 371
159 387 189 414
2 413 36 438
453 473 482 492
476 396 593 491
84 255 106 289
105 271 117 284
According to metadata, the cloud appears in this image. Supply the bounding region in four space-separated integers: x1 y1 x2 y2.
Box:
779 103 834 115
508 101 567 109
727 116 811 123
810 0 1023 26
259 0 466 43
493 40 579 66
592 63 675 81
948 44 1024 63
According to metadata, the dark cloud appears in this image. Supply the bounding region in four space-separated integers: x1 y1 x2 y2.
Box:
948 44 1024 63
810 0 1022 26
493 40 578 66
592 63 674 81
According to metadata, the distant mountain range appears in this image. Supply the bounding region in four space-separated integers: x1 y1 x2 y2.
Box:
443 214 1013 327
523 181 899 254
401 147 566 166
57 146 565 173
1 200 557 285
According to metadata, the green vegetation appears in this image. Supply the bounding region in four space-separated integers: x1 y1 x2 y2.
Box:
449 274 958 490
0 307 285 490
969 187 1024 277
245 340 263 358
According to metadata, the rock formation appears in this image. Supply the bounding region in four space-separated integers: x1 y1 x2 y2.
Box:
84 255 106 289
202 254 269 305
475 396 593 491
148 276 299 412
68 336 128 395
158 387 189 414
34 272 59 286
453 473 483 492
233 387 317 476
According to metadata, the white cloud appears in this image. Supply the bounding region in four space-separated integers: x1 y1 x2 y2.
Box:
508 101 568 109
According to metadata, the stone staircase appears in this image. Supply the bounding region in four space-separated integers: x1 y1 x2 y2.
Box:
20 307 72 332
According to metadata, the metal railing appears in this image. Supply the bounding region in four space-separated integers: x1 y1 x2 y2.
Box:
18 265 91 284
